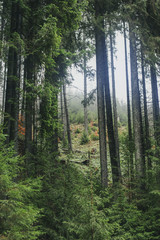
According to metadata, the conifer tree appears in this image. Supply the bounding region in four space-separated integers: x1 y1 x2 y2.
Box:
95 0 108 187
129 24 145 185
123 22 134 182
4 0 22 150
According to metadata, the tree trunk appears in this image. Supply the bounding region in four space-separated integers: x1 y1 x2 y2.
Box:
95 0 110 187
0 1 4 119
150 63 160 182
84 50 88 135
104 37 120 185
4 1 20 149
63 84 72 152
150 64 160 146
129 25 145 185
124 22 134 182
109 29 121 180
25 55 33 154
2 62 7 118
60 86 67 145
141 45 152 180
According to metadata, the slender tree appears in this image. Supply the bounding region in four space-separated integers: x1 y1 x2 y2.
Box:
123 22 134 182
63 83 72 152
4 0 21 150
141 45 152 179
150 64 160 147
129 24 145 185
109 26 121 179
95 0 108 187
83 40 88 135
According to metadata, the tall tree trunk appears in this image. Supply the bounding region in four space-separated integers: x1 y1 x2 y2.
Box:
95 1 108 187
109 29 121 179
60 86 67 144
2 62 7 118
60 86 64 125
0 1 4 118
104 37 121 185
4 1 20 149
25 55 33 154
150 64 160 146
84 50 88 135
150 63 160 181
141 45 152 180
124 22 134 182
129 25 145 186
63 84 72 152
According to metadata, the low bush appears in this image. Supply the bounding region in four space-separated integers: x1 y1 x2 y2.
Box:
91 130 99 141
75 128 81 134
80 132 90 145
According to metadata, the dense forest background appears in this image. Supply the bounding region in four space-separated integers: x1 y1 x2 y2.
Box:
0 0 160 239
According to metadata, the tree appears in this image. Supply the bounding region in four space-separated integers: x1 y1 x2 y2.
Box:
63 83 72 152
4 0 21 149
123 22 134 183
109 25 121 180
95 0 108 187
129 23 145 185
141 45 152 181
83 33 88 135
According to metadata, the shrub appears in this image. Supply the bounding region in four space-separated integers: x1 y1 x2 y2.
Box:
91 131 99 141
88 126 92 135
0 132 42 240
93 121 98 127
80 132 89 145
91 126 98 132
75 128 81 134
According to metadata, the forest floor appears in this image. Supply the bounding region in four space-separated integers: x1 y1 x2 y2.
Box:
59 123 100 173
59 122 124 181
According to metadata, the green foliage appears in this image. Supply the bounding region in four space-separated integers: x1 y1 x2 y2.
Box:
80 132 90 145
75 128 81 134
0 132 42 240
36 15 61 57
70 110 84 124
91 126 98 132
36 150 112 240
39 83 59 143
91 133 99 141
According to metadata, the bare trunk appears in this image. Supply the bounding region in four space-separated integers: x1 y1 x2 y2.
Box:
150 64 160 182
25 55 33 154
109 29 121 180
124 22 134 182
4 1 20 149
63 84 72 152
95 1 108 187
84 51 88 135
129 25 145 185
150 65 160 146
60 86 67 144
141 46 152 180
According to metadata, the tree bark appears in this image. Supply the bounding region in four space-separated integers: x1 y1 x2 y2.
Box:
109 29 121 180
84 48 88 135
129 25 145 185
25 55 33 154
4 1 20 149
104 37 120 185
141 45 152 179
63 84 72 152
150 63 160 182
124 22 134 182
95 0 108 187
150 64 160 146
